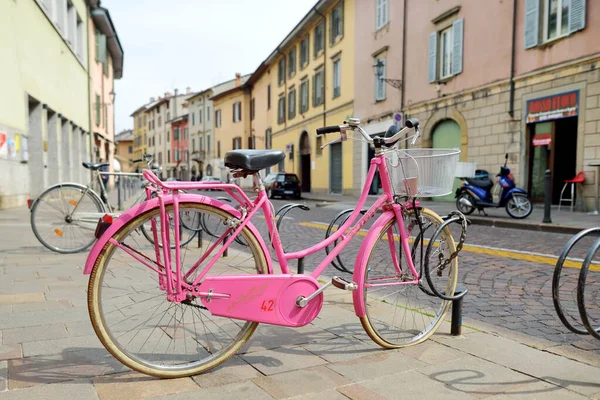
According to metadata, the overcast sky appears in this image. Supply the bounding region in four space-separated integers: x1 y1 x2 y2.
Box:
102 0 317 133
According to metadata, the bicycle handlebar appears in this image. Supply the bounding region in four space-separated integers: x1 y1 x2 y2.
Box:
317 118 420 150
316 126 342 135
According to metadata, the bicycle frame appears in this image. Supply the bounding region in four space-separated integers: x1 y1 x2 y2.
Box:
109 150 422 304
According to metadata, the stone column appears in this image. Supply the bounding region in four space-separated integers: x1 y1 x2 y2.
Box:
27 101 44 197
47 111 60 186
72 126 81 184
61 119 71 181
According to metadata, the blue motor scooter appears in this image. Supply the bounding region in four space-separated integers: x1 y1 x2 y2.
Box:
455 154 533 219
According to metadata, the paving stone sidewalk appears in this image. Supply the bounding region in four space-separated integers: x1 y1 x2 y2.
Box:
1 206 599 399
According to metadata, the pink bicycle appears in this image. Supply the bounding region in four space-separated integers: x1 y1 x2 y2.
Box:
83 117 464 378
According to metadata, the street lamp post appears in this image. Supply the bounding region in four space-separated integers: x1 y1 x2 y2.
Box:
372 60 403 90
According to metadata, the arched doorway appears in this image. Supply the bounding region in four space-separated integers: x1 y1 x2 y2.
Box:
299 131 311 192
432 119 462 201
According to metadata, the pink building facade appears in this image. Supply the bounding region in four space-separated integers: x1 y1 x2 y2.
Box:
87 2 123 184
355 0 600 208
170 115 190 180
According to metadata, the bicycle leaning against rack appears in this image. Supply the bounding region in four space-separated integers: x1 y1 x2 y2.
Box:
29 154 198 253
83 117 468 378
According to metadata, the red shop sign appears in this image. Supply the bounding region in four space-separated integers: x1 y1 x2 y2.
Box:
532 133 551 146
526 90 579 123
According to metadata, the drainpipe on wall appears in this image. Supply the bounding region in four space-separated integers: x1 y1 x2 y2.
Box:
87 6 93 163
314 5 326 128
401 0 408 148
509 0 517 118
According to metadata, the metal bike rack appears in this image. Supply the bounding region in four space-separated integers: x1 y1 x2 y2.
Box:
272 203 311 273
553 227 600 339
324 208 368 274
419 210 470 336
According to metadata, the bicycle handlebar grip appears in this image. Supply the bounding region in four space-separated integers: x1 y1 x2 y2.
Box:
132 158 143 163
316 125 341 135
405 118 420 129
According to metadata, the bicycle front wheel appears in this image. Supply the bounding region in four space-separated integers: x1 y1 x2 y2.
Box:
30 184 105 253
359 208 458 348
87 202 268 378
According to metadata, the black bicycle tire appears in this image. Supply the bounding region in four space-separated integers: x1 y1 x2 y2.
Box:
30 183 106 253
552 227 600 335
577 236 600 339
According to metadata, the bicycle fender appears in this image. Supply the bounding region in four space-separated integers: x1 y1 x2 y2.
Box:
351 210 396 318
83 194 272 275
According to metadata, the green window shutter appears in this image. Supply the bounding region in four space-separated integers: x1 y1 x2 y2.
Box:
95 29 100 62
451 18 463 75
569 0 586 33
312 75 317 107
95 94 100 126
329 10 334 45
427 32 437 83
524 0 539 49
99 33 107 63
339 1 344 37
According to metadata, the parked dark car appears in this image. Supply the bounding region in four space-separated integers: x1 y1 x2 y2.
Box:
264 173 301 199
199 176 223 191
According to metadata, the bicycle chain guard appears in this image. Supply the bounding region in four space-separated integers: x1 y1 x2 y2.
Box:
198 274 323 327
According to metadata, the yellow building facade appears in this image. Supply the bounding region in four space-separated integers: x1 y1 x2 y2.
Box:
131 105 148 162
0 0 91 208
268 0 355 194
211 85 253 181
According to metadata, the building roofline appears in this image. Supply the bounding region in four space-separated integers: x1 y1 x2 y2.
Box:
90 6 124 79
209 85 247 102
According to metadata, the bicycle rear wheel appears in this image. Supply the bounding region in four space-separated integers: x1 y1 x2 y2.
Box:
88 202 268 378
359 208 458 347
30 184 105 253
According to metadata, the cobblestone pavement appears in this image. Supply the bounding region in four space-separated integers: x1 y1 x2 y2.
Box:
247 197 600 354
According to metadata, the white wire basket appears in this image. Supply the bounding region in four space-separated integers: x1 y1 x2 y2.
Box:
385 148 461 198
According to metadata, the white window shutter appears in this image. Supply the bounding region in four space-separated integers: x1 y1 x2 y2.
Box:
382 0 388 25
376 0 382 28
524 0 539 49
569 0 586 33
451 19 464 75
428 32 437 83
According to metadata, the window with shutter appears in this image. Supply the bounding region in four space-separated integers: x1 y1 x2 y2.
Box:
374 59 386 101
524 0 539 48
569 0 586 33
300 35 309 67
333 59 341 98
278 96 286 124
427 32 437 83
300 80 309 113
288 89 296 120
288 47 296 77
314 21 324 57
278 58 286 85
376 0 388 30
330 1 344 45
451 19 463 75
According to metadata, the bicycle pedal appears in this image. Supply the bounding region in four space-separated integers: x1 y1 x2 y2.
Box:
332 276 357 291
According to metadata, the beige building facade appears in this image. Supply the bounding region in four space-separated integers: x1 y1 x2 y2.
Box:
356 0 600 207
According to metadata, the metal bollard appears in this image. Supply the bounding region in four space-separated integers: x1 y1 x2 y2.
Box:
543 169 552 223
450 285 468 336
297 258 304 274
117 177 123 211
